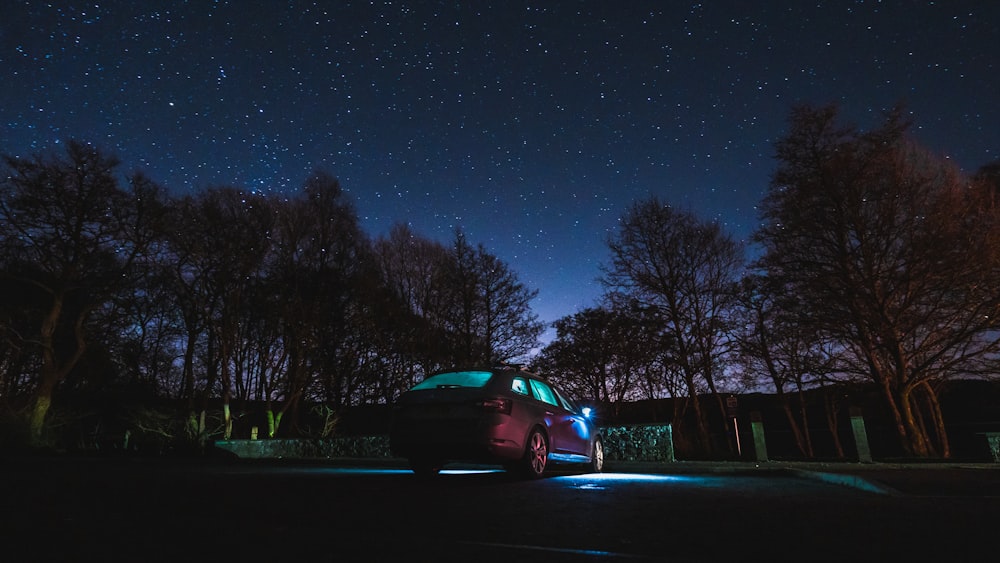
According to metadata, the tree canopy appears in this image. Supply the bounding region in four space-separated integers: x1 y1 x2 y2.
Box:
0 142 543 447
3 107 999 461
753 104 1000 457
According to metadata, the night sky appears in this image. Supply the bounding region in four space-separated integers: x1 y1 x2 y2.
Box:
3 1 998 341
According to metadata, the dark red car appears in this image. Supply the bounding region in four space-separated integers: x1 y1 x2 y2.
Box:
389 366 604 478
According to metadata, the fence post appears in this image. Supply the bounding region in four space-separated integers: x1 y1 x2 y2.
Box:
750 411 768 462
849 407 873 463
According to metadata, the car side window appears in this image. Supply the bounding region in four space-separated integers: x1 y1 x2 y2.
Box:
511 377 529 395
528 379 559 407
554 388 577 413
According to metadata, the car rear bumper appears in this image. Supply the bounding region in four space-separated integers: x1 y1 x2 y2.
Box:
389 422 525 463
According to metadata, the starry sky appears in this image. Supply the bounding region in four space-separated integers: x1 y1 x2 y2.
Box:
3 1 998 342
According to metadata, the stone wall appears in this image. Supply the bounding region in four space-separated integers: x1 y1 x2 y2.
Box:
215 424 674 462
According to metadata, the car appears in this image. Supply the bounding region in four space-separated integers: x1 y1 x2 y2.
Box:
389 366 604 478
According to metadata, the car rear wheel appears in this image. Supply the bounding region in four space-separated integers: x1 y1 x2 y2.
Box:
516 428 548 479
589 437 605 473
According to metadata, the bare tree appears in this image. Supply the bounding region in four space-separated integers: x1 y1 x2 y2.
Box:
267 172 371 426
372 223 458 376
535 301 666 416
734 274 843 458
166 186 276 440
0 141 167 444
755 104 1000 458
475 247 545 364
603 198 745 456
432 230 544 366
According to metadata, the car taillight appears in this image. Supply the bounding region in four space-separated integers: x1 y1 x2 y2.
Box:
477 397 512 414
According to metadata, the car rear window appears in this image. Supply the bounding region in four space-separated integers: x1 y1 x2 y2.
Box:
411 370 493 390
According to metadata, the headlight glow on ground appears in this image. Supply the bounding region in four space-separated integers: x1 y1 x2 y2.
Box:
558 472 701 484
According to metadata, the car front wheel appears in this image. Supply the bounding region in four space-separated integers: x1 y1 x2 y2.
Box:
589 437 605 473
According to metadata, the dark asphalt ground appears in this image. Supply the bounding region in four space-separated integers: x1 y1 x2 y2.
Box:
307 455 1000 496
11 452 1000 496
3 454 998 562
601 459 1000 497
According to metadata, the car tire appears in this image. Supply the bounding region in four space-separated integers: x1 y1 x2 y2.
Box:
589 437 605 473
409 458 442 477
516 428 548 479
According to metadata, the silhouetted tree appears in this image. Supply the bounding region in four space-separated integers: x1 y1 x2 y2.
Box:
973 161 1000 191
734 274 846 458
166 186 276 440
755 104 1000 458
283 172 371 416
437 231 544 366
535 301 667 416
603 198 745 456
0 141 167 445
372 223 456 377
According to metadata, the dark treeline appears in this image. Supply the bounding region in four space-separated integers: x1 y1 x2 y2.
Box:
537 104 1000 460
3 104 1000 459
0 141 544 449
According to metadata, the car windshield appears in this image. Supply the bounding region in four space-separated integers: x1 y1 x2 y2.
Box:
410 370 494 390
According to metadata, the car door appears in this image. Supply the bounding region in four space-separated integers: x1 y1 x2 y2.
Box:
528 378 591 456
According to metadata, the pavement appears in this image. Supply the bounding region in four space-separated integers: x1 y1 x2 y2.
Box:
290 454 1000 496
7 451 1000 497
601 458 1000 496
209 438 1000 496
338 455 1000 496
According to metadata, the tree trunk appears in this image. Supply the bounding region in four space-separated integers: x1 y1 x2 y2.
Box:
921 382 950 458
28 395 53 445
796 386 815 458
896 386 933 457
266 409 284 438
30 295 88 445
778 390 810 458
878 375 915 455
182 329 198 405
682 376 712 455
823 390 845 459
223 402 232 441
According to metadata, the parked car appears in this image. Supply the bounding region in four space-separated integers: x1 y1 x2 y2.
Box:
389 366 604 478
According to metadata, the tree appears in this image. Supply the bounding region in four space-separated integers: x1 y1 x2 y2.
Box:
434 230 544 366
372 223 456 376
535 301 666 415
603 198 745 456
734 274 843 458
473 245 545 364
973 161 1000 191
164 173 373 439
165 186 276 440
0 141 167 444
276 172 372 416
754 104 1000 458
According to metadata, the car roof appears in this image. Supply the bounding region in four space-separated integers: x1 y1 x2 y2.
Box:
433 364 533 373
428 365 545 380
